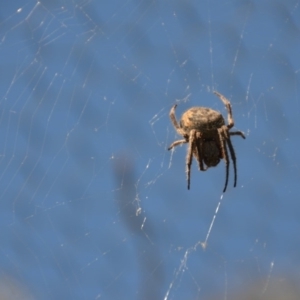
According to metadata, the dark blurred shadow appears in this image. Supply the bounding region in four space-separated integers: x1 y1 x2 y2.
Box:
113 153 165 300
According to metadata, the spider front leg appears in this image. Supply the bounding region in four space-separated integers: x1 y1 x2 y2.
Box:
218 128 230 193
226 136 237 188
169 104 187 137
230 131 246 139
168 139 187 151
194 132 206 171
213 91 234 129
186 129 198 190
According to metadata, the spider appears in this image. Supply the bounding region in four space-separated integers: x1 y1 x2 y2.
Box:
168 91 246 192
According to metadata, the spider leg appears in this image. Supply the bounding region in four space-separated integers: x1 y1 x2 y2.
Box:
168 139 187 151
194 132 206 171
230 131 246 139
213 91 234 129
169 104 187 137
218 128 230 193
186 130 196 190
226 136 237 188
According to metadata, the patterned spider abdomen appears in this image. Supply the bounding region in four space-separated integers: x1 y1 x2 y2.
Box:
179 107 225 133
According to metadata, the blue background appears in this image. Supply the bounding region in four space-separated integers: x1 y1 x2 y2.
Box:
0 0 299 299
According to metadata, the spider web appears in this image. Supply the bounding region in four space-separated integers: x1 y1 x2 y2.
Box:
0 0 300 299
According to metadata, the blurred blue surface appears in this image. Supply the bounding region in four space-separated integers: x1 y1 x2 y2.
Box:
0 0 300 299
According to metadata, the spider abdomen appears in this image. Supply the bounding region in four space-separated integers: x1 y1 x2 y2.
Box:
179 107 225 133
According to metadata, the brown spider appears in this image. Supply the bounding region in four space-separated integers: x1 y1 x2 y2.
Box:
168 91 246 192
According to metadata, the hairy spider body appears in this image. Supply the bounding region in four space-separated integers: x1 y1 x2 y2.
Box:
180 107 225 132
168 91 245 192
180 107 225 168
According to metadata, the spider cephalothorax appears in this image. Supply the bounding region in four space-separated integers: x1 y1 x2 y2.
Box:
168 91 246 192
